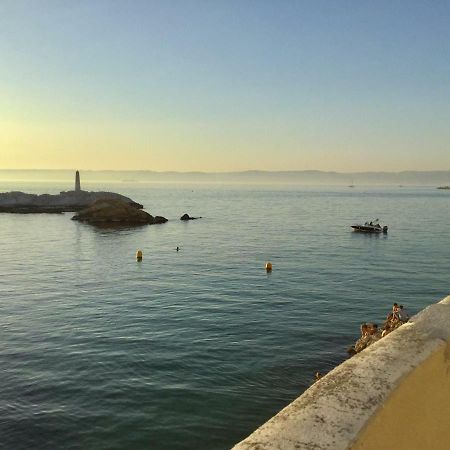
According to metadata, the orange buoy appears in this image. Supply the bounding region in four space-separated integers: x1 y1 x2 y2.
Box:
265 262 272 272
136 250 143 261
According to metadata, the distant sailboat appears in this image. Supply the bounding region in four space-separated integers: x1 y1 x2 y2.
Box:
348 179 355 188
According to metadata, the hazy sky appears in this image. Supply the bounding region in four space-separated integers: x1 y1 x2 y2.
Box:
1 0 449 171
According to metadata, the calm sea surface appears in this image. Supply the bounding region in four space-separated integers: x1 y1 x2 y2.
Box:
1 181 449 450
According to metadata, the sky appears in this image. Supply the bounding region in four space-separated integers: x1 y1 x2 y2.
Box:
1 0 450 172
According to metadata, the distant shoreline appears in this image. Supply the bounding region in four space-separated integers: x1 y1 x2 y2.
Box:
1 169 450 186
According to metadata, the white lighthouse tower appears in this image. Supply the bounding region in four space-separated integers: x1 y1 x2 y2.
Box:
75 170 81 192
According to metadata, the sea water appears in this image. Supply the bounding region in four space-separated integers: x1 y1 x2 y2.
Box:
1 182 449 449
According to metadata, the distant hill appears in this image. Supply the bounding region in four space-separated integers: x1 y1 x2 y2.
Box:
1 169 450 185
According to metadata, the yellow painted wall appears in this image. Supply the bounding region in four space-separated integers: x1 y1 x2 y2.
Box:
351 341 450 450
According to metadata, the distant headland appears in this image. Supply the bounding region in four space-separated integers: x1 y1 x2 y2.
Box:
0 171 142 213
2 169 450 185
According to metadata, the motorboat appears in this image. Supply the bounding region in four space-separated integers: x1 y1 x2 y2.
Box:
351 219 388 234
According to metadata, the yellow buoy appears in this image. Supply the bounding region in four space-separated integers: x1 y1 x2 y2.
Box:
136 249 143 261
265 262 272 272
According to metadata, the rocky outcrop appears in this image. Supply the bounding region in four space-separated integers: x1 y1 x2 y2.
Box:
349 319 404 355
0 190 143 213
354 332 381 353
72 198 167 226
180 213 201 220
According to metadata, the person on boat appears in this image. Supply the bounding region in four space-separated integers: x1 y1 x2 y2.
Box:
369 221 373 226
398 305 409 323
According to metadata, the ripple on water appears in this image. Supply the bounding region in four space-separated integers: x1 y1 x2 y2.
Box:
1 185 449 449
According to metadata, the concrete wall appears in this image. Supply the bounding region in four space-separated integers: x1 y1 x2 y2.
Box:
233 295 450 450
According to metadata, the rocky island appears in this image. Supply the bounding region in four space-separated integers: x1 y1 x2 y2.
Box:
0 171 142 213
72 198 167 226
180 213 201 220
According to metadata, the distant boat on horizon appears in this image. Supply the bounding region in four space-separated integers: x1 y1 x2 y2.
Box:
437 185 450 190
348 179 355 188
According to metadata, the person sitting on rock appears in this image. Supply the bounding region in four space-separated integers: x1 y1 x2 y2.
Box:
368 323 379 335
398 305 409 323
386 303 399 322
393 303 401 319
382 304 404 336
360 323 369 337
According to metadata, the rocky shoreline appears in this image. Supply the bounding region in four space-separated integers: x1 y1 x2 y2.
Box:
0 190 143 213
0 172 204 226
345 303 409 359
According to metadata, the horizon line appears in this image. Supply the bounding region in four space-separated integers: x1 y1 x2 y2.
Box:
2 169 450 175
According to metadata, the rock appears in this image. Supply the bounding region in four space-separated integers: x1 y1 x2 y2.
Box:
353 329 382 353
354 335 370 353
154 216 169 224
381 319 402 337
180 213 200 220
0 190 143 213
72 198 167 226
